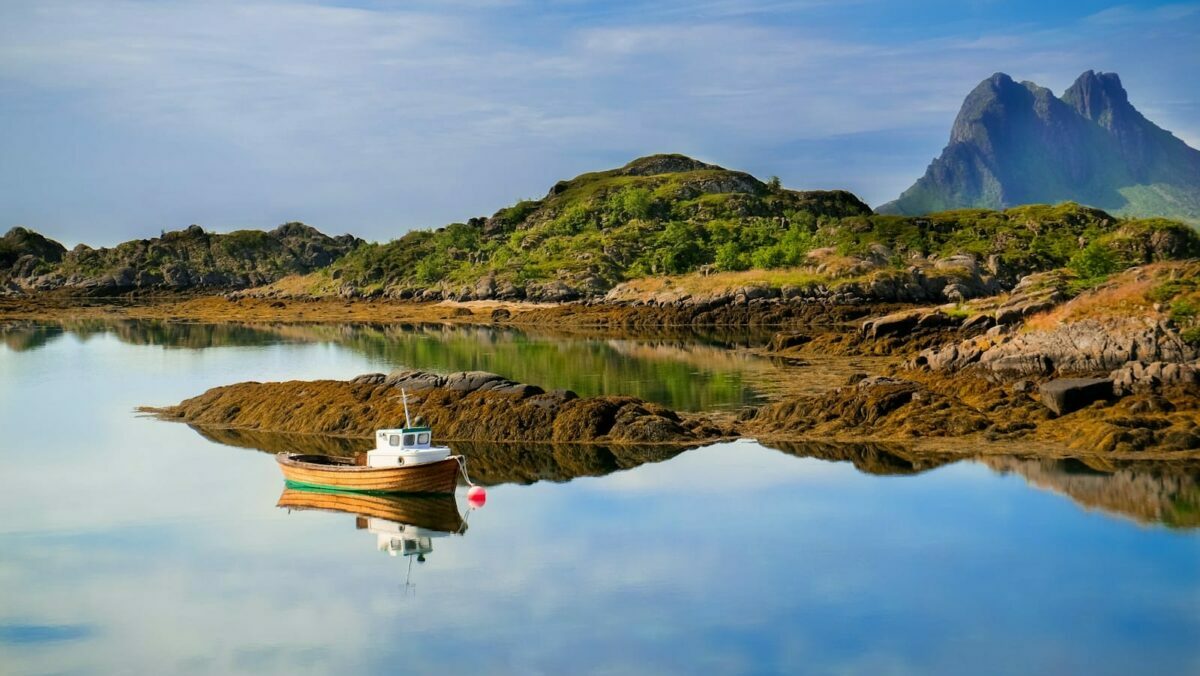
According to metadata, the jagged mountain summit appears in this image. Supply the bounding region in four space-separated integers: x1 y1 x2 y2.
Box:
879 71 1200 223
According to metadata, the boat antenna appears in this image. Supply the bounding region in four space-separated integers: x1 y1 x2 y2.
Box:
401 388 413 428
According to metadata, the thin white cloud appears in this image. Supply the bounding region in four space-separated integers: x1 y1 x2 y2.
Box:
1085 2 1200 25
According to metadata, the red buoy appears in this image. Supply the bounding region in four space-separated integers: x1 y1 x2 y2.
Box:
467 485 487 508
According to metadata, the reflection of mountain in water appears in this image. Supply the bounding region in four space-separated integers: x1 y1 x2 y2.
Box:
984 457 1200 529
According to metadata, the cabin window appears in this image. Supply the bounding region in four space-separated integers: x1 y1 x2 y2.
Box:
403 433 416 446
389 435 401 447
417 432 430 445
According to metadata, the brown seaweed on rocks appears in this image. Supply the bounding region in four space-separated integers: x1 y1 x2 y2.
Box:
142 369 737 445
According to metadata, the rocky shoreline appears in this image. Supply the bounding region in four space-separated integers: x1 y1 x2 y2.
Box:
14 257 1197 460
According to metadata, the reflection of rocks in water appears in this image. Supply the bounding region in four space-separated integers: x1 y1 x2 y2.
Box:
192 425 690 486
192 425 364 457
984 456 1200 528
188 425 1200 526
0 321 64 352
20 318 791 410
290 322 772 411
451 440 688 485
761 440 958 476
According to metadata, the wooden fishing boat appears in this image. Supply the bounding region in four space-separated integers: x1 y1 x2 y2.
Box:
276 453 460 494
274 389 462 494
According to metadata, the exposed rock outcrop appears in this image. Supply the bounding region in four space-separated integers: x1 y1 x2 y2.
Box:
1039 377 1115 415
143 369 736 444
916 317 1197 377
744 375 990 439
1111 361 1200 395
915 264 1200 377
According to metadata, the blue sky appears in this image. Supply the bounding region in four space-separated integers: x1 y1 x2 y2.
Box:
1 0 1198 245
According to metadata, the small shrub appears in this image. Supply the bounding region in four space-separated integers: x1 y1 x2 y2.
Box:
1067 241 1121 280
1149 279 1197 303
749 246 785 269
606 188 654 223
715 241 749 272
944 305 971 320
1170 298 1199 321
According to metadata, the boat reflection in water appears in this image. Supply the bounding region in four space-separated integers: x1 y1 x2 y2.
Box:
277 488 468 586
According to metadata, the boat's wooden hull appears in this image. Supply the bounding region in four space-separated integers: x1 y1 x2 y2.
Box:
276 453 460 494
276 488 465 533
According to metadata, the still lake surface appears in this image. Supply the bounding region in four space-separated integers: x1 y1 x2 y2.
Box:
1 320 1198 675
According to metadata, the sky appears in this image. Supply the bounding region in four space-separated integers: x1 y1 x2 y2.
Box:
1 1 1198 246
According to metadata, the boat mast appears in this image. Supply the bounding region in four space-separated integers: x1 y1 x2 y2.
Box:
401 388 413 428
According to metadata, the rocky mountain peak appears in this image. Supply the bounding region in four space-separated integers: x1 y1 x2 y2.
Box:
880 70 1200 223
1063 70 1135 129
270 222 322 239
619 154 722 176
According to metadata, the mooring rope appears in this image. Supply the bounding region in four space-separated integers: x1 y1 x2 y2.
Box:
452 455 476 487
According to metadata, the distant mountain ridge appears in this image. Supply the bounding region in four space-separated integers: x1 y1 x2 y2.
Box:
4 153 1199 302
0 222 361 293
879 71 1200 223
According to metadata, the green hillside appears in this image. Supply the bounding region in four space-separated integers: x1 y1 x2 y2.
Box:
318 154 1198 301
326 154 872 299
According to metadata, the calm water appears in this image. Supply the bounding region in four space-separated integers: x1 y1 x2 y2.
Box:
1 321 1198 675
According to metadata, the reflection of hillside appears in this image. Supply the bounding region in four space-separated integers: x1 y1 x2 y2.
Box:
277 323 772 410
0 322 63 352
63 318 286 348
984 457 1200 529
192 425 690 486
762 440 958 476
20 318 816 410
1 318 285 350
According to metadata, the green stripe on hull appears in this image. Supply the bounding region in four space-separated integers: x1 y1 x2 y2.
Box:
283 480 450 496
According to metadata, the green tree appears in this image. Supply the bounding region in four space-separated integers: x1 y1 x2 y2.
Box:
658 222 706 274
607 187 654 223
1068 242 1120 280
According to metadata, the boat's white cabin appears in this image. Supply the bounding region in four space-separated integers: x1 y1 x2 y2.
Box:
367 427 451 468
